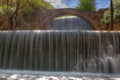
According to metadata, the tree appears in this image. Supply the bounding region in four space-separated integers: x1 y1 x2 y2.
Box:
110 0 113 30
101 0 120 26
0 0 54 30
76 0 96 11
0 0 29 29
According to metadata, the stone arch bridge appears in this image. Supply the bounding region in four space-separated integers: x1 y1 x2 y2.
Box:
40 8 100 30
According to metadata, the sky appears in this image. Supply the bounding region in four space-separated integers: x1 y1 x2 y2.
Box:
44 0 110 10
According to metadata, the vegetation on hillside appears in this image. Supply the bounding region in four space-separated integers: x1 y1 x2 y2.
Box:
76 0 96 11
0 0 54 30
101 0 120 24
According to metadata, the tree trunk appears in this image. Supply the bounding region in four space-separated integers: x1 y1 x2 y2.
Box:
110 0 114 30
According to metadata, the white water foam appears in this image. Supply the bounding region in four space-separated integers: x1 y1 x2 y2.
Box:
0 69 120 80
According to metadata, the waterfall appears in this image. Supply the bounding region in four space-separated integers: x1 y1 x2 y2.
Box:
50 16 94 30
0 30 120 74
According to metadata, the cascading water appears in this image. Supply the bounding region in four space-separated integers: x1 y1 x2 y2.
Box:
0 30 120 74
0 17 120 80
50 16 94 30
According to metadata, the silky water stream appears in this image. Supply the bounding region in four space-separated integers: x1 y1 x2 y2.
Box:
0 30 120 80
0 17 120 80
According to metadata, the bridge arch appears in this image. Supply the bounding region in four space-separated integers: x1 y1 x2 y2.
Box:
41 8 98 30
